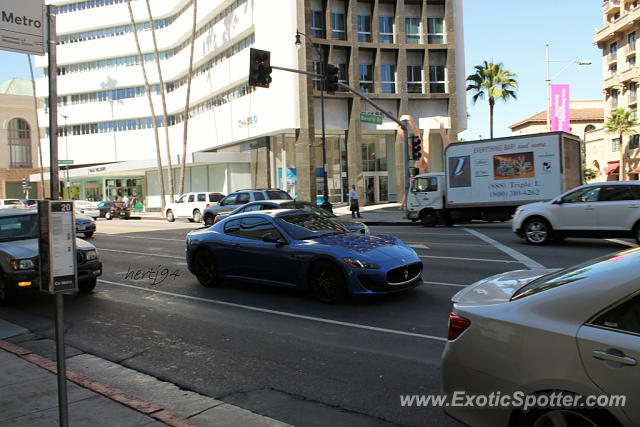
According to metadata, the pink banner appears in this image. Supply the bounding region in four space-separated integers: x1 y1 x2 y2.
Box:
551 84 570 132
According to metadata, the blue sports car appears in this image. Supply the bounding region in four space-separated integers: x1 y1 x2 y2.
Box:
186 210 422 303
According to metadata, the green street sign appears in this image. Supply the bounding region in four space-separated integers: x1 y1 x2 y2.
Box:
359 112 383 124
59 160 74 165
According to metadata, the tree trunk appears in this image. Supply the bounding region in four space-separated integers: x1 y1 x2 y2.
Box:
179 0 197 195
489 98 495 139
127 0 166 212
27 54 46 198
146 0 174 202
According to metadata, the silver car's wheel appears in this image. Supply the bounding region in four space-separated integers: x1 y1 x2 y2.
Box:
105 211 112 220
523 218 551 245
204 214 215 227
192 209 201 223
166 210 175 222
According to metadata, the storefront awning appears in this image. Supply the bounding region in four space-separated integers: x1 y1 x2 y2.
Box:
603 162 620 175
635 166 640 173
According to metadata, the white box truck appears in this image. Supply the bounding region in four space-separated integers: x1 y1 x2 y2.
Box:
406 132 583 226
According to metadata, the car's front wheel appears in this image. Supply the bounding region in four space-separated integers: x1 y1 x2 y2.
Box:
420 210 437 227
523 217 552 245
204 214 215 227
166 209 175 222
0 277 14 305
105 211 112 220
309 262 347 303
516 407 620 427
192 209 201 223
633 222 640 245
78 278 96 293
84 231 94 238
193 250 219 287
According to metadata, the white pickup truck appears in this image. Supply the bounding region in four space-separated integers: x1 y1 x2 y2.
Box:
164 192 225 222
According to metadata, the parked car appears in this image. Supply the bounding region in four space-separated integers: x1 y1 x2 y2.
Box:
213 199 369 234
20 199 38 207
75 210 96 238
164 192 225 222
442 247 640 427
186 209 421 303
0 199 24 209
96 201 130 220
75 200 99 219
513 181 640 245
202 189 292 226
0 209 102 304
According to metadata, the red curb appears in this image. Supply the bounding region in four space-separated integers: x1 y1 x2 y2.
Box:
0 339 201 426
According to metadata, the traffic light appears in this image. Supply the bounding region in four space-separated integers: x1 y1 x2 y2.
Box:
325 64 339 93
411 136 422 160
249 48 272 88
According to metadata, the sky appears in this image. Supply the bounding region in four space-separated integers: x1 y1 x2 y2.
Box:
0 0 605 141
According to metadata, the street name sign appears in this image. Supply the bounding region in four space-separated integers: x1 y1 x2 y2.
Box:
59 159 74 165
0 0 46 55
360 112 383 124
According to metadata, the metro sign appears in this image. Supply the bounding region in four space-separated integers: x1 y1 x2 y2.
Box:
0 0 45 55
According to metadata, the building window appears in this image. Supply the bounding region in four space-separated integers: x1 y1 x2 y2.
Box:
313 60 323 90
429 65 446 93
630 134 640 149
358 15 371 42
359 64 373 92
380 64 395 93
8 118 32 168
407 65 423 93
612 137 621 152
427 17 444 44
611 41 618 55
610 63 618 76
611 89 619 108
405 17 421 44
628 31 636 51
337 63 348 84
331 12 346 40
379 16 394 44
631 82 638 103
631 106 638 121
311 10 325 38
628 55 636 70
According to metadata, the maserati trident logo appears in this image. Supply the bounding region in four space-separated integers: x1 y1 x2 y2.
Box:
403 267 409 280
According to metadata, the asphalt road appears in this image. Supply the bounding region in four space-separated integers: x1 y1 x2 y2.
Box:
1 218 635 427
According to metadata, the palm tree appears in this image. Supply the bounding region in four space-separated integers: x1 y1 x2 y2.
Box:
179 0 197 195
126 0 166 212
604 107 637 181
145 0 174 202
466 61 518 138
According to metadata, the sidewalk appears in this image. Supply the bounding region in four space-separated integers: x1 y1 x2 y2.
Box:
0 318 289 427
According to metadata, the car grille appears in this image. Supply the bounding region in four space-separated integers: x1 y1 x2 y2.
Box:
77 252 86 264
386 262 422 285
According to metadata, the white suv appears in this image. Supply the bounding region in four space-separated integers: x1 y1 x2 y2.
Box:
513 182 640 245
165 192 225 222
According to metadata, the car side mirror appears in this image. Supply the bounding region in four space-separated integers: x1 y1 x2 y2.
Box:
263 233 286 245
552 198 563 205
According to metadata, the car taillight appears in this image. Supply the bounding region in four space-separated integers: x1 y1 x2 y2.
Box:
206 203 210 208
448 312 470 341
110 206 117 210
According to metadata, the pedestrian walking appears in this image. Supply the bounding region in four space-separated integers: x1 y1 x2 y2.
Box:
349 185 362 218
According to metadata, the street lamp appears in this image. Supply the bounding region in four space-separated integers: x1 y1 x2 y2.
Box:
546 42 592 131
295 30 332 213
60 113 71 198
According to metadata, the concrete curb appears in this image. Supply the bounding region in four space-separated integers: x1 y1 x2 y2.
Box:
0 339 201 427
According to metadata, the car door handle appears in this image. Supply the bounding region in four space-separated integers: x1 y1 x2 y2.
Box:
592 350 637 366
233 243 241 248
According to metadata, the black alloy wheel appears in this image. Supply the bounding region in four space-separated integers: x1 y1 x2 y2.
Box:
309 262 347 303
193 250 219 287
204 214 215 227
420 210 437 227
78 278 96 293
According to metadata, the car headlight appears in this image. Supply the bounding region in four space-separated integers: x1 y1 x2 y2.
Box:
342 257 379 269
11 259 35 270
85 250 99 261
514 208 523 217
361 224 370 235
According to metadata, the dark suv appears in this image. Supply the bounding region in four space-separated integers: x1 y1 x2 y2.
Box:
202 189 292 226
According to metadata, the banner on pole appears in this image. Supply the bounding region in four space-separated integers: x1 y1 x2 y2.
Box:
551 84 570 132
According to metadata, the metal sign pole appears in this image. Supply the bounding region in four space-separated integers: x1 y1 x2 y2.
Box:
46 5 69 427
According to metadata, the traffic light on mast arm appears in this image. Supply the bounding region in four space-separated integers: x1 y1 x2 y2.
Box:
249 48 272 88
411 136 422 160
325 64 339 93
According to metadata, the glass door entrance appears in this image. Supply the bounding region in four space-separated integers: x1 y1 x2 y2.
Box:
363 172 389 205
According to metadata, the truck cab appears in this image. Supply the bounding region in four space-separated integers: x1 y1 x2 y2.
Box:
406 173 446 226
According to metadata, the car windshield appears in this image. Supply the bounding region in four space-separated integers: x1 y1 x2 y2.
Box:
275 213 346 240
0 213 38 241
279 202 335 218
266 191 292 200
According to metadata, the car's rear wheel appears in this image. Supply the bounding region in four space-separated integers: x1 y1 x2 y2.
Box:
309 262 347 303
84 231 94 238
78 278 96 293
633 222 640 245
105 212 112 220
192 209 201 223
523 217 552 245
166 209 175 222
193 250 219 287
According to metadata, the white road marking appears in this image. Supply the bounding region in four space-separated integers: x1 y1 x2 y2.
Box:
95 234 185 242
461 227 545 269
419 255 520 263
424 281 466 288
409 244 429 249
606 239 638 248
98 279 447 343
98 248 183 259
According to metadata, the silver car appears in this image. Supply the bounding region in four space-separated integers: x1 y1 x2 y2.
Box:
442 248 640 427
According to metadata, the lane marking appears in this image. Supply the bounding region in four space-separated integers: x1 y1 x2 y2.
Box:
97 279 447 343
97 248 183 259
424 281 466 288
95 234 185 242
419 254 520 263
461 228 545 269
409 244 429 249
606 239 638 248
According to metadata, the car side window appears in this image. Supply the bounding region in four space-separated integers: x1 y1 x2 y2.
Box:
188 194 194 202
238 217 284 241
224 218 242 236
237 193 251 204
209 193 224 202
176 195 186 203
97 202 106 207
598 186 635 201
197 193 206 202
630 186 640 200
563 187 600 203
222 194 238 206
589 293 640 335
245 204 263 212
412 177 437 192
253 192 265 201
